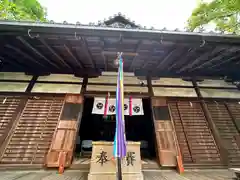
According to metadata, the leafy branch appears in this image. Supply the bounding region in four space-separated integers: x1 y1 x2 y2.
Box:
0 0 47 22
187 0 240 34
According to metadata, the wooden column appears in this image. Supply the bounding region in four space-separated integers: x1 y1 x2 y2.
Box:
192 79 229 166
45 94 84 168
147 76 154 97
152 97 177 167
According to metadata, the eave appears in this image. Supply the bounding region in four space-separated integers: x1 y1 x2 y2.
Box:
0 20 240 80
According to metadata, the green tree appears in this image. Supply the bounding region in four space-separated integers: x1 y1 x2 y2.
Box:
0 0 47 22
187 0 240 34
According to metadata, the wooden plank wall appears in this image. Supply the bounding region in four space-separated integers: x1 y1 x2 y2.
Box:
87 71 148 95
152 78 197 97
0 95 65 165
1 73 240 169
45 94 83 167
0 73 83 94
152 98 177 167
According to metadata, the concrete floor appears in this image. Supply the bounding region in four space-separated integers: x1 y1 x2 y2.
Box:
0 169 236 180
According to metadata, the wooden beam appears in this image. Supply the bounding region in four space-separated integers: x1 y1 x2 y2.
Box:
103 51 138 56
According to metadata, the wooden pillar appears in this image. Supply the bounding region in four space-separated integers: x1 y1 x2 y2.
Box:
81 77 88 95
192 79 229 166
224 103 240 133
147 76 153 97
26 75 38 92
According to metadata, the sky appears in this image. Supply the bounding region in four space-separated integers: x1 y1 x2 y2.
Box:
39 0 198 30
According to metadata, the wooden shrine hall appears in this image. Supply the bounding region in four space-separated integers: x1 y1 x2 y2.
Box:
0 13 240 172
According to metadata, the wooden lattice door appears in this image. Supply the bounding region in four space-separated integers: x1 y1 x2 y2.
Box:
45 94 83 167
0 96 24 148
0 95 65 165
169 100 221 166
207 101 240 166
152 98 177 167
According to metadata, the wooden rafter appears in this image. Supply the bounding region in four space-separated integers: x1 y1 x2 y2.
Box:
63 44 84 69
189 48 239 72
177 47 224 73
156 46 177 69
17 36 60 69
80 37 96 69
5 44 45 68
39 38 72 70
129 40 142 70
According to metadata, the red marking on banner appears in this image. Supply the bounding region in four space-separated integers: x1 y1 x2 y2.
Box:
104 94 109 117
129 96 132 116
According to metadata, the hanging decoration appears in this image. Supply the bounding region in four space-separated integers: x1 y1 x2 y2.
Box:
92 97 143 115
92 97 105 115
129 96 132 116
103 92 110 119
113 52 126 180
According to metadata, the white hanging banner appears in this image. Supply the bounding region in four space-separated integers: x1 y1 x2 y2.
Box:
124 99 129 115
92 97 144 115
92 97 105 115
108 98 116 115
130 98 144 116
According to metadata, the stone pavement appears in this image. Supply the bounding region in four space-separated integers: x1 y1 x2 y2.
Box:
0 169 236 180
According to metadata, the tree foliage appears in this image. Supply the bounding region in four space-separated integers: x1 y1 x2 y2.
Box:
0 0 47 21
187 0 240 34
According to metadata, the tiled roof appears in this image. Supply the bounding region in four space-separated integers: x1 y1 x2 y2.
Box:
9 13 235 36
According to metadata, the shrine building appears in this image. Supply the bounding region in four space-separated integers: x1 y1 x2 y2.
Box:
0 13 240 171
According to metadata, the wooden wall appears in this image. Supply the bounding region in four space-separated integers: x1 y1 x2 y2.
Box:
152 78 197 97
0 73 83 94
0 72 240 169
0 72 32 92
87 71 148 94
32 74 82 94
0 72 239 99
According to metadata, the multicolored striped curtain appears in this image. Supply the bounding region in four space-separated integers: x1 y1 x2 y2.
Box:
113 56 127 158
